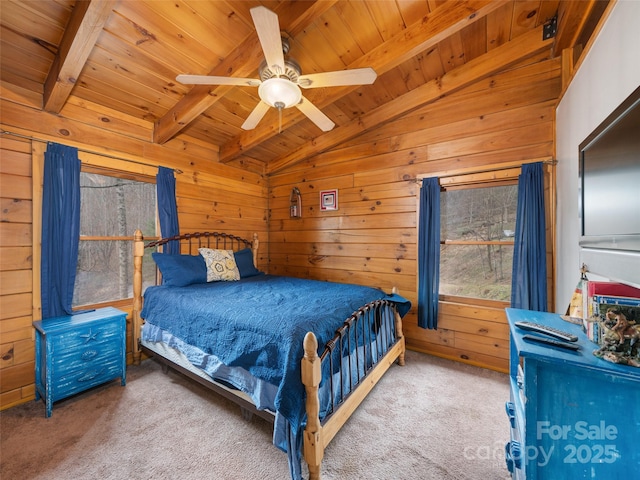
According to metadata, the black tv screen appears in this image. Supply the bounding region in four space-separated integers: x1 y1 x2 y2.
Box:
579 86 640 252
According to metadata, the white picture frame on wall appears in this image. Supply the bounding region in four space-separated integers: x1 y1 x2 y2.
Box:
320 189 338 211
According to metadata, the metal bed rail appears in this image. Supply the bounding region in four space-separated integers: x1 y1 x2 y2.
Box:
319 299 399 424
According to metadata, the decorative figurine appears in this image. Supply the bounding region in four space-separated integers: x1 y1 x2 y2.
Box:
593 307 640 367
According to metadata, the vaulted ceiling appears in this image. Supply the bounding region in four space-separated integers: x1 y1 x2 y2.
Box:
1 0 608 173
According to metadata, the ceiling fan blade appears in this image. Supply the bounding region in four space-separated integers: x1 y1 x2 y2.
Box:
295 96 335 132
250 6 285 75
241 101 271 130
298 68 377 88
176 74 260 87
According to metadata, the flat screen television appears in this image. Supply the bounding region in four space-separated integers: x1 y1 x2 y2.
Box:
578 85 640 288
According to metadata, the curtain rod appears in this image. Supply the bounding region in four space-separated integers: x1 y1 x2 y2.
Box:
0 129 183 175
415 158 557 183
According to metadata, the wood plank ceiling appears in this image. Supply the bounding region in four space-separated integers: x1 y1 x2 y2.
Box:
1 0 608 173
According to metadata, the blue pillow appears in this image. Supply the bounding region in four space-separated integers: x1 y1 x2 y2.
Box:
152 252 207 287
234 248 261 278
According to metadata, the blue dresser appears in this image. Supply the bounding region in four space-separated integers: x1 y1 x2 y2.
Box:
505 308 640 478
33 307 127 417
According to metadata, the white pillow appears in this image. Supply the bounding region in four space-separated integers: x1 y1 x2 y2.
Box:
198 248 240 282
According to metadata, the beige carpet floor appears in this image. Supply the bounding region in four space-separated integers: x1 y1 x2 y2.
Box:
1 350 511 480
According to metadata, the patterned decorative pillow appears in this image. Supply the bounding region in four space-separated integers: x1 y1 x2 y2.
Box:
198 248 240 282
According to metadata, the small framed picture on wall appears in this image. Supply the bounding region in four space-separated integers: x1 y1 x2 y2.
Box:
320 189 338 211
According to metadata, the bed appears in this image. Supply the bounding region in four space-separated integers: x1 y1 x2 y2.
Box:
131 230 410 480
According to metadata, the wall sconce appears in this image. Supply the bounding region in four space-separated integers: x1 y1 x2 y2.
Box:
290 187 302 218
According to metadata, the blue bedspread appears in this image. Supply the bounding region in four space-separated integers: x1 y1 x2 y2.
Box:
140 274 410 477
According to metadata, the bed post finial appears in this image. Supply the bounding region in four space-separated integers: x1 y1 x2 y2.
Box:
302 332 323 480
252 233 259 271
132 229 144 365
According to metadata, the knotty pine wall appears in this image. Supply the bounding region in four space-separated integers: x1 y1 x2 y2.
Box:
1 53 559 409
268 55 561 373
0 96 268 410
0 135 35 409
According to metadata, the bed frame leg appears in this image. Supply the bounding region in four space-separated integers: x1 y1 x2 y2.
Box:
302 332 323 480
132 229 144 365
240 407 254 421
395 310 406 366
392 287 406 366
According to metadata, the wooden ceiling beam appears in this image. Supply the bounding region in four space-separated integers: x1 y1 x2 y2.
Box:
267 25 554 174
152 1 338 145
219 0 509 164
43 0 117 113
553 0 599 56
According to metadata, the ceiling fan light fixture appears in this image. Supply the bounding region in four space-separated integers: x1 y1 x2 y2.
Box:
258 77 301 109
178 7 373 132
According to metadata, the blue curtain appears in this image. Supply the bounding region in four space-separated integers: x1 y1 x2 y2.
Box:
156 166 180 254
418 177 441 329
41 143 81 318
511 162 547 311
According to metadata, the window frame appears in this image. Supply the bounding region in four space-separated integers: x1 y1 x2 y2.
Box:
438 179 517 305
74 165 159 310
417 161 552 307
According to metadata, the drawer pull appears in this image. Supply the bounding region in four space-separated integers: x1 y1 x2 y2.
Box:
516 364 524 389
78 369 103 382
81 349 99 361
504 442 514 473
505 401 516 428
505 440 522 473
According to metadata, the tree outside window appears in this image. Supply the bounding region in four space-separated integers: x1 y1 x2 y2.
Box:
74 172 157 307
439 183 517 302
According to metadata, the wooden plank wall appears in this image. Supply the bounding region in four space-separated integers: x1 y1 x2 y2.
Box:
268 55 561 373
0 96 268 410
0 53 559 408
0 135 35 408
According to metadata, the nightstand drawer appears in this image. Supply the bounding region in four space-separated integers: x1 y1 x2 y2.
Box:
50 357 124 401
49 320 123 353
48 336 123 377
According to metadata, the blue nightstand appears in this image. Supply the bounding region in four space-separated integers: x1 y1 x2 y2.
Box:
505 308 640 478
33 307 127 417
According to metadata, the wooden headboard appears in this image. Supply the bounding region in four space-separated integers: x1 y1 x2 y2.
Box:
146 231 258 261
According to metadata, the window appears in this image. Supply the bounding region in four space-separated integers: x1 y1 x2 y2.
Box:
74 171 157 307
439 182 517 302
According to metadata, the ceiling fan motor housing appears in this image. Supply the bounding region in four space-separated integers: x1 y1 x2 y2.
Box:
259 58 301 83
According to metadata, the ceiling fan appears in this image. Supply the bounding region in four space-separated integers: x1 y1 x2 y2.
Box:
176 6 377 132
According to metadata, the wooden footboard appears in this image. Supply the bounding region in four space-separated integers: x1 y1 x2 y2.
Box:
301 295 406 480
